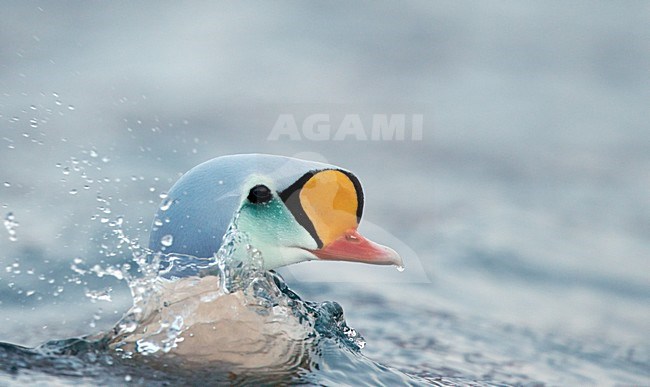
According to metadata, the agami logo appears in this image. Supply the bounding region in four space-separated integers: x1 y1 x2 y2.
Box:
268 114 424 141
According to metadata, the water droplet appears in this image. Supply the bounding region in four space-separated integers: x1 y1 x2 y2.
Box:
3 182 10 188
69 189 78 195
55 100 62 106
395 265 405 272
67 105 75 110
89 150 98 158
29 119 38 128
250 249 262 259
125 375 132 382
3 212 19 242
160 234 173 247
159 198 173 211
85 288 112 302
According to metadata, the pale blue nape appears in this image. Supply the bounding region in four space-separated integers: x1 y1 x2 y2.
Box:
148 154 336 274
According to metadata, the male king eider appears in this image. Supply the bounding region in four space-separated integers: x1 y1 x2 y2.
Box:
109 154 402 369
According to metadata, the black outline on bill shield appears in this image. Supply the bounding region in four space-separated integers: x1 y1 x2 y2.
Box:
279 169 364 249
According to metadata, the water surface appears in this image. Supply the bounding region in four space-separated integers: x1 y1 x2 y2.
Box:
1 1 649 385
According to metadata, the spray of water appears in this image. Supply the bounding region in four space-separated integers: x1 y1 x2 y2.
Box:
65 214 368 371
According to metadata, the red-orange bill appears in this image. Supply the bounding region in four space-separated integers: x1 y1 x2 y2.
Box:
309 229 403 267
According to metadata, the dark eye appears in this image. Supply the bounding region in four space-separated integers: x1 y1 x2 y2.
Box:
247 184 273 204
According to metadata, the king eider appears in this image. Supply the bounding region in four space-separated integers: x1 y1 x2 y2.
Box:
108 154 402 368
149 153 403 271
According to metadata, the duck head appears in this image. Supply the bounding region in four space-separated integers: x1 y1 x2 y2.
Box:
149 154 402 271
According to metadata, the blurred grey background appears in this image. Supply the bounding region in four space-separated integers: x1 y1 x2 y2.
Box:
0 0 648 351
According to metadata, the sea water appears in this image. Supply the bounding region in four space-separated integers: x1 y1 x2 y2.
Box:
1 213 648 386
